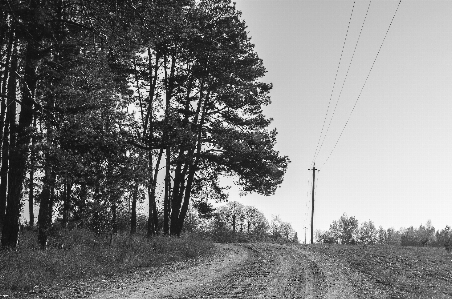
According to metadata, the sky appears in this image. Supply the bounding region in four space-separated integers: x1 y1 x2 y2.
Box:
228 0 452 240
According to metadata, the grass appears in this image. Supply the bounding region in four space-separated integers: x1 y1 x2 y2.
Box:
0 228 214 297
305 244 452 298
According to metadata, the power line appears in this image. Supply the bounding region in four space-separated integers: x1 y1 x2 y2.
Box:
322 0 402 167
316 0 372 163
312 1 356 165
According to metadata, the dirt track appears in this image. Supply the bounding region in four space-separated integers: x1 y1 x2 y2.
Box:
91 243 359 299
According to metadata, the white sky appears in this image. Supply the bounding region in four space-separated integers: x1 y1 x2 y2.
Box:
230 0 452 238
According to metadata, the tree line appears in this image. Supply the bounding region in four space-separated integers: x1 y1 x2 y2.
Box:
184 201 298 243
0 0 289 249
317 213 452 248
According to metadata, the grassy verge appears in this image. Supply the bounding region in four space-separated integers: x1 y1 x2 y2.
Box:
305 244 452 298
0 229 214 297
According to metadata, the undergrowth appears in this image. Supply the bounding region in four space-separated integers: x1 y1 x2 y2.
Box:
0 229 214 294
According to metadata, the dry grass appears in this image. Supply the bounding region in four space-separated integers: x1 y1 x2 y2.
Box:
0 229 214 296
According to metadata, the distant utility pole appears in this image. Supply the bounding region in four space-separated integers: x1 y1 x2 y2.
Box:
308 164 319 244
304 226 307 244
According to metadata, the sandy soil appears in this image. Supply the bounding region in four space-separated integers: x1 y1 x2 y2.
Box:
90 243 358 299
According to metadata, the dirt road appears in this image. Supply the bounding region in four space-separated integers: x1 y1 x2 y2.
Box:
91 243 359 299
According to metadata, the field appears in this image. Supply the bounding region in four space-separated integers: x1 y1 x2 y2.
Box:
1 231 452 298
305 244 452 298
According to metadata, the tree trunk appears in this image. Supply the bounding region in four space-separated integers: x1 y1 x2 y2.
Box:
0 104 11 227
28 114 37 227
37 169 55 249
37 103 56 247
77 182 87 228
163 153 170 235
37 0 64 244
147 149 162 236
0 22 14 160
0 34 16 227
28 141 35 227
62 177 71 228
111 201 117 234
162 53 176 235
130 181 138 235
151 149 163 235
37 64 56 248
38 87 57 246
147 184 154 236
2 37 37 248
169 76 195 236
173 95 209 236
145 50 160 237
170 157 184 235
232 215 236 233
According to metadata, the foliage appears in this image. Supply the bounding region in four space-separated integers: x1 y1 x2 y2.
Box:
270 215 296 242
356 220 378 245
0 0 289 247
206 201 297 243
318 213 358 245
400 220 436 246
435 225 452 247
318 215 451 250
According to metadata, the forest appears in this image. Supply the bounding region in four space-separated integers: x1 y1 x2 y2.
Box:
0 0 290 249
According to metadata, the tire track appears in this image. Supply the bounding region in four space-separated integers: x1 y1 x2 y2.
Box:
184 244 329 299
294 246 357 299
184 244 281 298
90 243 356 299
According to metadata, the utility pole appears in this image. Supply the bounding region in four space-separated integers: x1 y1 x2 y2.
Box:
304 226 307 244
308 164 319 244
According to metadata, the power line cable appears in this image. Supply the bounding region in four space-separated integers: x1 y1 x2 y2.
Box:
322 0 402 167
316 0 372 162
312 1 356 165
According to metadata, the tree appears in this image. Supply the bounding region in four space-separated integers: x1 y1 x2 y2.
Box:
318 214 358 244
127 0 289 236
377 226 387 244
386 228 402 245
401 226 417 246
0 0 289 246
436 226 451 247
0 0 144 248
357 220 378 245
337 214 358 244
170 0 289 236
279 221 295 241
293 232 299 243
226 201 245 233
244 206 268 236
400 221 436 247
1 0 42 248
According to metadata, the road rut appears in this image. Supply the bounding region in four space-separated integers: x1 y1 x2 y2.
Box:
91 243 356 299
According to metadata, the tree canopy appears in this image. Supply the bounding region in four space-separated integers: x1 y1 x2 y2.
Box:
0 0 289 248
